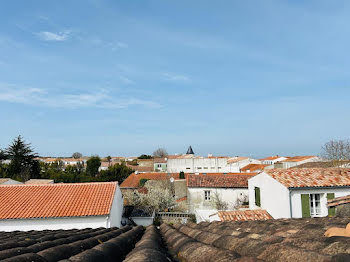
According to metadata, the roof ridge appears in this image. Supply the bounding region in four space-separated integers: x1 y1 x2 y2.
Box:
0 181 118 187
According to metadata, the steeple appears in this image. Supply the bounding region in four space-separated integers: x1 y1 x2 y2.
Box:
186 145 194 155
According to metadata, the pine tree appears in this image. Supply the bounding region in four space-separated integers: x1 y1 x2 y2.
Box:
5 136 39 181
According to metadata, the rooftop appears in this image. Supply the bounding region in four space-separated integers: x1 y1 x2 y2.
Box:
259 155 284 161
240 163 268 172
280 155 317 162
217 209 272 222
0 182 117 219
120 172 187 188
265 168 350 188
25 179 54 184
187 173 256 188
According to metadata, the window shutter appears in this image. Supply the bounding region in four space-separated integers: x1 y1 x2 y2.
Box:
327 193 335 217
301 194 310 218
255 187 261 207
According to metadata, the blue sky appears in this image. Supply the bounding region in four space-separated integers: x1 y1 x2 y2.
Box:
0 0 349 157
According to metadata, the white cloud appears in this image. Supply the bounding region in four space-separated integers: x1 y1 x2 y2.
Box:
0 83 160 109
36 30 71 41
162 73 190 82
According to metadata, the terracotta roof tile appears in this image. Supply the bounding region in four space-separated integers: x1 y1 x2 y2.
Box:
0 182 117 219
328 194 350 207
281 156 317 162
265 168 350 188
120 172 186 188
187 173 256 188
218 209 272 221
240 164 268 172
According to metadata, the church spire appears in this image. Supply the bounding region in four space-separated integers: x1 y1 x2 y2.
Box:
186 145 194 155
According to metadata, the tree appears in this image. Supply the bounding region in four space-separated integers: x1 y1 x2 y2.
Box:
0 149 6 161
212 191 228 211
99 162 133 184
321 139 350 167
153 148 168 158
106 156 112 165
138 154 153 159
5 136 39 181
72 152 83 159
86 156 101 176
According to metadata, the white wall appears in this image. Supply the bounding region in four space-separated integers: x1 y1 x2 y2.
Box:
281 157 320 168
0 216 108 232
108 184 124 228
167 157 261 173
261 157 287 165
291 188 350 218
248 172 290 219
188 187 248 213
130 217 154 226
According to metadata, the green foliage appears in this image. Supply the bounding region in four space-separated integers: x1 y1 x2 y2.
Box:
86 156 101 176
5 136 39 181
139 178 150 187
179 171 185 179
127 159 138 166
99 163 133 184
72 152 82 159
138 154 153 159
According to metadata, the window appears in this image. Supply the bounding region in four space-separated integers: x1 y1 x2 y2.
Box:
204 167 208 169
186 167 191 170
157 164 162 168
254 187 261 207
211 167 215 169
310 194 321 217
218 167 222 169
204 190 211 201
197 167 202 169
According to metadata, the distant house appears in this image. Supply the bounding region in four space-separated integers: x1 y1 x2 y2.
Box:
248 168 350 219
259 156 288 166
0 178 22 185
187 173 255 215
25 179 54 184
120 172 186 192
240 164 268 173
274 156 320 169
0 182 123 231
99 161 112 171
154 158 167 172
60 158 86 166
226 157 261 172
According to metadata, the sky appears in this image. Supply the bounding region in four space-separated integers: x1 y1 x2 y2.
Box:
0 0 350 158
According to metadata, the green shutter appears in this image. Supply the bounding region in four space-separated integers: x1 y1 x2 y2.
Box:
255 187 261 207
301 194 310 218
327 193 335 217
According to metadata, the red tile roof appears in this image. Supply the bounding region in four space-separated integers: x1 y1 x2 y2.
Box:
281 156 317 162
265 168 350 188
240 164 267 172
217 209 272 222
176 196 187 202
328 195 350 207
187 173 256 188
120 172 186 188
0 182 117 219
259 156 282 161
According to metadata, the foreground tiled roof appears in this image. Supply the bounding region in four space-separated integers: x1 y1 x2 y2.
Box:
0 182 117 219
240 164 268 172
265 168 350 188
120 172 187 188
217 209 272 222
0 225 171 262
187 173 256 188
328 194 350 207
162 217 350 261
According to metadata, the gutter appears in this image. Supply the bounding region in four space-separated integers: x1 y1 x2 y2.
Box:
289 189 293 218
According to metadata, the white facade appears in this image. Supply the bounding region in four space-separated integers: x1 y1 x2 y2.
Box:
261 157 288 165
279 156 320 169
187 187 248 213
248 172 350 219
167 157 260 173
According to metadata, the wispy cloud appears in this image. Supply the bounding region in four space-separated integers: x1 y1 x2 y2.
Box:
36 30 71 41
162 73 190 82
0 83 160 109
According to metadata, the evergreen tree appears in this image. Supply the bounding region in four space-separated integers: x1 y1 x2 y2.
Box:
5 136 39 181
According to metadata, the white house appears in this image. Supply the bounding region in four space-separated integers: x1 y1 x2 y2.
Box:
0 178 23 185
259 156 288 166
275 156 320 169
248 168 350 219
0 182 124 231
187 173 255 217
